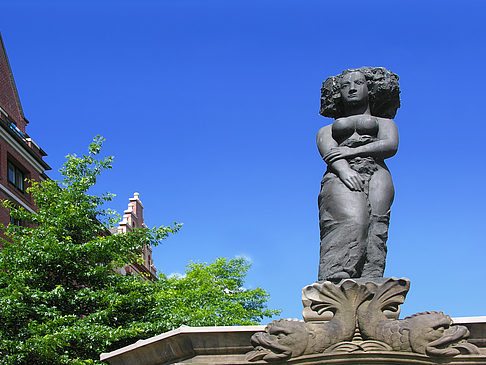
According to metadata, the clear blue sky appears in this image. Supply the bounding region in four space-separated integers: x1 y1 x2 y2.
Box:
1 0 485 321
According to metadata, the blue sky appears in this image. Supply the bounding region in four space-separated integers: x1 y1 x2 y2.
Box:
1 0 485 321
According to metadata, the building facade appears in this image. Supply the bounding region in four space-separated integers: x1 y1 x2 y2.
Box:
0 34 156 279
112 192 158 280
0 34 50 229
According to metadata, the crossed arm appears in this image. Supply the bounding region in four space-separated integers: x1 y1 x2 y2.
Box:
316 118 398 191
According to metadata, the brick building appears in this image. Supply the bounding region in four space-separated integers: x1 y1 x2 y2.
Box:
0 34 50 228
0 34 156 279
112 192 158 280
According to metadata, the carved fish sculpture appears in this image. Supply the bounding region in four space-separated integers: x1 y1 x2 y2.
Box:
247 280 371 361
357 278 480 356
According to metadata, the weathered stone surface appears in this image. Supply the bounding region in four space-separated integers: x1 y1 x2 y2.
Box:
247 280 370 361
247 278 481 362
454 317 486 350
99 320 486 364
100 325 263 365
357 279 479 357
316 67 400 282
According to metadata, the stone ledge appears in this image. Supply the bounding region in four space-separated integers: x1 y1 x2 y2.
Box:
183 352 486 364
100 325 264 365
100 318 486 364
453 317 486 352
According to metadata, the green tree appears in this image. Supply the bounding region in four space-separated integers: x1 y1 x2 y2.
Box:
0 137 279 365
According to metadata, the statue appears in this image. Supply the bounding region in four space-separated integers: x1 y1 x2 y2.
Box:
246 67 482 363
316 67 400 282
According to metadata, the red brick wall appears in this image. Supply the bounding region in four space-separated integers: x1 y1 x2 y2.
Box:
0 36 26 133
0 34 49 235
0 190 11 227
0 135 40 227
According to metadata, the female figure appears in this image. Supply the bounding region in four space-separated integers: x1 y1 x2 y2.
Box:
317 67 400 282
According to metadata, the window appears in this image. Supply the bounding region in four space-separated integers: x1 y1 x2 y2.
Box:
9 215 22 226
7 160 25 192
8 202 23 226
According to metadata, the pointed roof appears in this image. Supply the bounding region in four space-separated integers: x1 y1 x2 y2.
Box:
0 33 27 133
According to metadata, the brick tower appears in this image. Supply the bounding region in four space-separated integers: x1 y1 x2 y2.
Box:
113 192 158 280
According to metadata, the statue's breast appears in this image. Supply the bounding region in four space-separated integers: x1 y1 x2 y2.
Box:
332 116 378 144
356 116 378 135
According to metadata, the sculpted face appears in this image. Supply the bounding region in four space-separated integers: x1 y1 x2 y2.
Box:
339 71 368 105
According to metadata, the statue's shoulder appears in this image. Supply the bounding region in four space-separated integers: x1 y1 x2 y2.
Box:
375 116 397 128
376 116 395 123
317 123 333 137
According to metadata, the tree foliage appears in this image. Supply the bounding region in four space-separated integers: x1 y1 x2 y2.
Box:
0 137 279 364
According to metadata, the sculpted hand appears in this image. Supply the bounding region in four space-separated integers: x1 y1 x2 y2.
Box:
337 168 364 192
323 147 355 164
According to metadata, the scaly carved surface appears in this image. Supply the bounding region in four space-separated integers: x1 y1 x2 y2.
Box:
358 278 480 357
247 278 481 362
246 280 370 361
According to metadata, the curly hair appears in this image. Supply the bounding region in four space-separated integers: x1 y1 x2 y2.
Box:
319 67 401 119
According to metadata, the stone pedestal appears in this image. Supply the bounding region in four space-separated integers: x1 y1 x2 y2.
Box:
248 278 482 362
100 278 486 365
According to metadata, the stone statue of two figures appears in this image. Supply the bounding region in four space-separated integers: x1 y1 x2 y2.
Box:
247 67 481 363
